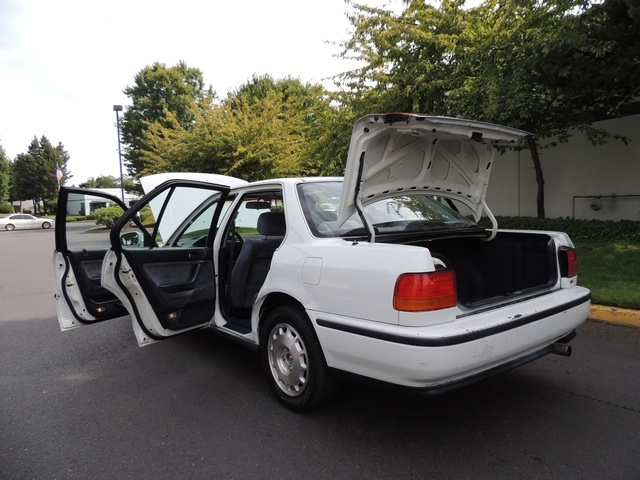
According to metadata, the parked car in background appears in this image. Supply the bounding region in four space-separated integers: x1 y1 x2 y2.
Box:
1 213 54 231
53 113 591 411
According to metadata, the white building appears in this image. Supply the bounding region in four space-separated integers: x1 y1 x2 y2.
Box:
65 188 141 216
486 113 640 221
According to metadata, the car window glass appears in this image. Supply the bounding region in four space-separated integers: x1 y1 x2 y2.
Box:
296 182 356 237
121 185 224 249
65 192 122 250
297 182 478 238
172 196 234 248
174 203 216 247
231 193 284 241
219 198 235 226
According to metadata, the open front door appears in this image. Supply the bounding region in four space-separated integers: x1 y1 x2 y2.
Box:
54 188 130 330
101 180 230 346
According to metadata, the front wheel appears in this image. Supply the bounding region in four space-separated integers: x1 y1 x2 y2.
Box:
42 221 51 229
260 305 337 412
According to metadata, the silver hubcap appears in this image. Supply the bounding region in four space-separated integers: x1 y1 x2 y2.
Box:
267 323 308 397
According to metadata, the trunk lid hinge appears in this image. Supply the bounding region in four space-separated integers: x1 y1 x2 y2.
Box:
481 200 498 242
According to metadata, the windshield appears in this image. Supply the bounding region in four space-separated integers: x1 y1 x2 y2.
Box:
297 181 481 238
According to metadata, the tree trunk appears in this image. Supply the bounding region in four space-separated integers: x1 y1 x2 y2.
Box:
527 136 545 219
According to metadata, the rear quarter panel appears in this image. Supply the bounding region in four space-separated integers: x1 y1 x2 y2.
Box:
261 239 451 325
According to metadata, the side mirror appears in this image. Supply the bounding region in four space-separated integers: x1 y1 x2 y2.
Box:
120 231 143 247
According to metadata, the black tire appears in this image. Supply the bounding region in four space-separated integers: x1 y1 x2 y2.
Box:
5 224 15 231
42 221 51 229
260 304 338 412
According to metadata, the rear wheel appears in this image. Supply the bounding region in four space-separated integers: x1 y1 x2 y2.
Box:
5 224 15 231
260 304 337 412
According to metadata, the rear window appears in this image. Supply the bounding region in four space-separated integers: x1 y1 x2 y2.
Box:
297 181 480 238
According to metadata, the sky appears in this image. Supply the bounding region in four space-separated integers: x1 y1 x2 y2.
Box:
0 0 401 185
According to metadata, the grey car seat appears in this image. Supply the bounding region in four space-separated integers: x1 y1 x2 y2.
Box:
229 211 286 311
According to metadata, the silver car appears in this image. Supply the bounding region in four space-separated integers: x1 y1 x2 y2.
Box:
0 213 54 231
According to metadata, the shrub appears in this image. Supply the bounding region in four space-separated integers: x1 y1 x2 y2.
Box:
94 205 124 229
138 205 157 228
479 217 640 243
0 204 13 214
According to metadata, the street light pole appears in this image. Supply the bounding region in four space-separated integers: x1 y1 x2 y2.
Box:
113 105 125 203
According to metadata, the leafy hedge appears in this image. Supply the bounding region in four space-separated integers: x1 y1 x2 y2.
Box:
0 204 14 214
94 205 124 229
65 214 97 222
139 207 155 227
479 217 640 243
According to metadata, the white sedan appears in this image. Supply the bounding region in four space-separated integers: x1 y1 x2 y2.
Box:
52 114 590 411
1 213 54 231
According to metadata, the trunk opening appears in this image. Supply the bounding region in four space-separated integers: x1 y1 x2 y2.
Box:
402 232 559 309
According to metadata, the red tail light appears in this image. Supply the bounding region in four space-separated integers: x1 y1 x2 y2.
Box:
560 248 578 278
394 271 457 312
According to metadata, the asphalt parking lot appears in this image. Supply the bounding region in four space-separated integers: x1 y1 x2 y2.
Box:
1 228 639 479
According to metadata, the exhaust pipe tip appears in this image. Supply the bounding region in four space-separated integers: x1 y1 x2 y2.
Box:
551 343 572 357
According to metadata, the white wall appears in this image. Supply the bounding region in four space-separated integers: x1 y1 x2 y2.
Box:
91 188 141 208
486 114 640 220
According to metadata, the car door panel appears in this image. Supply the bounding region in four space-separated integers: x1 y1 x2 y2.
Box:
54 188 130 328
66 249 127 319
55 181 230 344
104 180 230 343
125 249 216 330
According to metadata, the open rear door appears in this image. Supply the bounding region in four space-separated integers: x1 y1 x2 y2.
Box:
53 188 130 329
100 180 231 346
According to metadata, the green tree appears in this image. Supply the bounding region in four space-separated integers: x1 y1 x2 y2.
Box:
339 0 640 217
454 0 640 216
79 175 140 194
622 0 640 22
304 90 359 177
10 136 71 214
136 75 340 180
0 143 11 203
339 0 470 114
120 61 213 177
79 175 121 188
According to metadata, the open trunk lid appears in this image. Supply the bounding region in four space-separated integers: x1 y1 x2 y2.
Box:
338 113 529 229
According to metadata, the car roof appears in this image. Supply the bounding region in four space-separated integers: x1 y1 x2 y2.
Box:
140 173 344 196
232 176 343 190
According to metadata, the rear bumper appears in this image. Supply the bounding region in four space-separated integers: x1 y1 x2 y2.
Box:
312 287 591 388
333 330 577 396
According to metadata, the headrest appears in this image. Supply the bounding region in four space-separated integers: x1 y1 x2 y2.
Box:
257 212 286 236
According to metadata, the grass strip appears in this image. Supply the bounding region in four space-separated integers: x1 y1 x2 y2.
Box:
575 241 640 310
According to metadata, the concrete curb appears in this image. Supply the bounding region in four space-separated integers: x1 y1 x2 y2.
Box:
589 305 640 328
